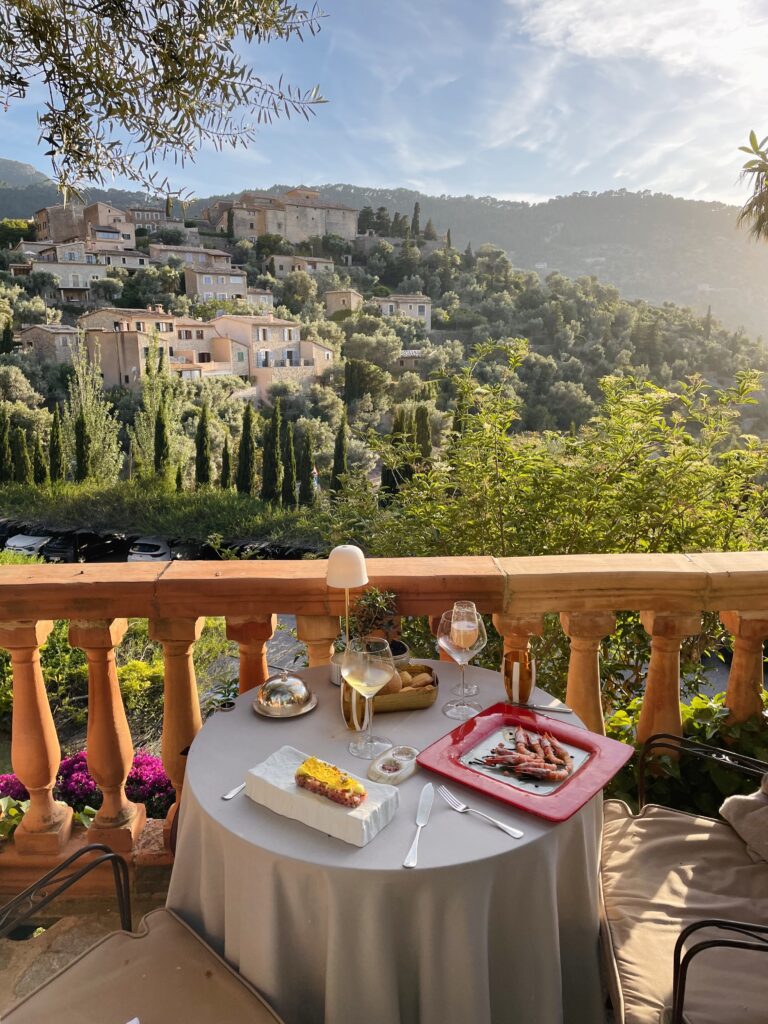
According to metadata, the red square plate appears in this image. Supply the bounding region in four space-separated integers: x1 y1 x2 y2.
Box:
416 703 634 822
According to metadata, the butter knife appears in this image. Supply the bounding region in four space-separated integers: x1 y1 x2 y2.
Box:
403 782 434 868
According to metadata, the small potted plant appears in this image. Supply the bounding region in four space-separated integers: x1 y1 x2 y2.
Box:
349 587 410 663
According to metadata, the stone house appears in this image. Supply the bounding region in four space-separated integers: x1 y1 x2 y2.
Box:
18 324 80 364
34 204 86 243
325 289 363 316
35 202 135 250
183 267 273 309
149 244 232 269
395 349 425 371
375 293 432 330
272 254 335 280
210 313 334 397
98 249 150 272
9 242 109 304
126 206 167 228
202 187 358 244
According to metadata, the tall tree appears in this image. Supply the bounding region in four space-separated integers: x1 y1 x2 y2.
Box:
195 402 212 487
33 434 48 485
128 334 179 476
281 420 297 508
0 407 11 484
0 322 13 355
415 404 432 460
0 1 324 196
373 206 391 235
738 130 768 241
298 429 315 506
330 411 348 494
261 400 283 503
74 411 90 481
446 228 452 249
236 403 256 495
62 341 122 483
49 405 63 483
11 428 32 485
357 206 375 233
226 208 235 240
411 202 421 236
423 218 437 241
220 436 232 489
154 406 170 477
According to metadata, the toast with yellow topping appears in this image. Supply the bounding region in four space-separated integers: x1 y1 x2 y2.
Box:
295 756 366 808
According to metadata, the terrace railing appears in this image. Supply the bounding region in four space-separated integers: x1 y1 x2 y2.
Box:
0 552 766 871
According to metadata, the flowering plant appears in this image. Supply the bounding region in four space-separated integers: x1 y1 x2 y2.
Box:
0 750 175 824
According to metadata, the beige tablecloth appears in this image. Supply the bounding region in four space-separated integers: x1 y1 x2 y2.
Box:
167 662 603 1024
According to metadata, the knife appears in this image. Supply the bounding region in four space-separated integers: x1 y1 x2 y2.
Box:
403 782 434 868
506 702 573 714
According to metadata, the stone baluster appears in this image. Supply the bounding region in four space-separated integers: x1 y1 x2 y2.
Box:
637 611 701 745
560 612 616 735
149 617 203 842
720 611 768 724
492 613 545 703
226 615 277 693
296 615 339 668
69 618 146 850
0 620 73 853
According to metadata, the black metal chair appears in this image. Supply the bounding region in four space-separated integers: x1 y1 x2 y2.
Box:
600 733 768 1024
0 842 286 1023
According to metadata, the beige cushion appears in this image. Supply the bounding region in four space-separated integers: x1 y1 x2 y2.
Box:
2 908 284 1024
601 799 768 1024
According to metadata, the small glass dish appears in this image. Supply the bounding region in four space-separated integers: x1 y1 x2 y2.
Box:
367 745 419 784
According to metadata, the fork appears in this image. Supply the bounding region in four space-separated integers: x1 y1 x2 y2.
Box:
437 785 524 839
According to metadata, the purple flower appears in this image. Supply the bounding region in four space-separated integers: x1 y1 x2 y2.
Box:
0 774 29 801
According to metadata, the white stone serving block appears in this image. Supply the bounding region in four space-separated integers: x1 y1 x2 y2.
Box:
245 745 399 847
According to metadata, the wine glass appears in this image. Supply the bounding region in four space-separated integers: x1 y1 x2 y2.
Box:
437 606 487 720
451 600 481 696
341 636 394 759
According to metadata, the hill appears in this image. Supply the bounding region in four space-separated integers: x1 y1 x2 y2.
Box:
0 158 50 188
1 167 767 337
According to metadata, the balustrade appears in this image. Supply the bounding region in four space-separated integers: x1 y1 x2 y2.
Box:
0 553 765 871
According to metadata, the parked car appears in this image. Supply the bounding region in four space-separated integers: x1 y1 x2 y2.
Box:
5 534 52 557
0 518 26 548
128 537 173 562
44 532 134 563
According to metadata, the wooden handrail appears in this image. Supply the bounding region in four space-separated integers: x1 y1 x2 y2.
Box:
0 551 766 866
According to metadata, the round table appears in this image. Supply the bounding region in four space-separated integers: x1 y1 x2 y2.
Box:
167 662 603 1024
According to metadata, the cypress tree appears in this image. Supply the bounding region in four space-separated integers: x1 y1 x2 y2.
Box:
446 228 452 249
226 208 235 240
281 420 297 508
33 434 48 485
0 322 13 355
220 436 232 489
236 403 256 495
49 406 63 483
411 202 421 236
153 406 170 477
74 410 91 482
298 430 315 506
195 403 211 486
423 218 437 241
11 428 32 485
175 464 184 492
330 411 348 494
415 404 432 460
0 407 11 483
261 400 283 504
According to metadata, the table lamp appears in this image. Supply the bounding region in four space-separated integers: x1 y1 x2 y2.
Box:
326 544 368 648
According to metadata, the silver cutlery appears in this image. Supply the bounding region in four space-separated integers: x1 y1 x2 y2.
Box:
438 785 524 839
506 702 573 714
221 782 246 800
403 782 434 868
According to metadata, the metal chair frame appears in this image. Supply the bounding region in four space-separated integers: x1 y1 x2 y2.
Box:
0 844 131 939
633 733 768 1024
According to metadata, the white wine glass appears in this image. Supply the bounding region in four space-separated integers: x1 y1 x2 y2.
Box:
451 600 481 696
437 607 487 720
341 636 394 759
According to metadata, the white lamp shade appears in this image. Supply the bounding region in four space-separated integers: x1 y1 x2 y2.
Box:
326 545 368 589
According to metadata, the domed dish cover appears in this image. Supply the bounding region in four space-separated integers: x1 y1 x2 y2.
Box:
253 667 318 718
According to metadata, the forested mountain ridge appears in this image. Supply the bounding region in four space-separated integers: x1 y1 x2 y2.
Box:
0 156 766 337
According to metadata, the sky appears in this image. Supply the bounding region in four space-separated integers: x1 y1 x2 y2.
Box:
3 0 768 205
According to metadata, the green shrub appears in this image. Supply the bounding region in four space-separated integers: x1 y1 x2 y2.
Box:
605 691 768 817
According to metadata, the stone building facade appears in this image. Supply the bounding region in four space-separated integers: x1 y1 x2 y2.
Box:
202 187 358 244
